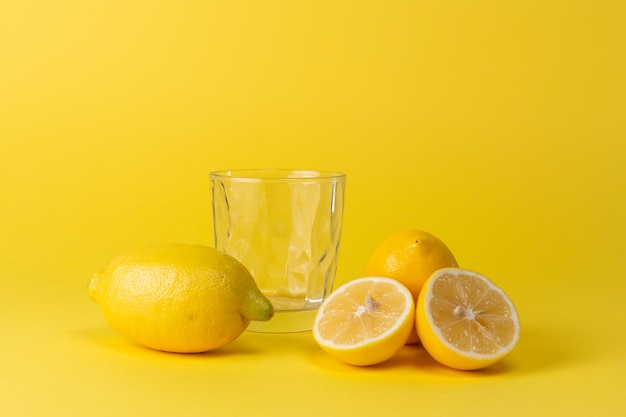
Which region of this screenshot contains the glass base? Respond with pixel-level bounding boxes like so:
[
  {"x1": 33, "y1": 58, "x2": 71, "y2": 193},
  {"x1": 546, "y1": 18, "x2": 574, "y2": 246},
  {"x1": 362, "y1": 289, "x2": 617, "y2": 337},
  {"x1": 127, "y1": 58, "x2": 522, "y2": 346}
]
[{"x1": 246, "y1": 308, "x2": 319, "y2": 333}]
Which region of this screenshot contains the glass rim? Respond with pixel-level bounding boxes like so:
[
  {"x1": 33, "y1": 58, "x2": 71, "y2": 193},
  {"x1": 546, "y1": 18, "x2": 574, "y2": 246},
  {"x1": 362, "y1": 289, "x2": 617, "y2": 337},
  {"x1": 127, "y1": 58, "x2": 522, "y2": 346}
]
[{"x1": 210, "y1": 168, "x2": 346, "y2": 181}]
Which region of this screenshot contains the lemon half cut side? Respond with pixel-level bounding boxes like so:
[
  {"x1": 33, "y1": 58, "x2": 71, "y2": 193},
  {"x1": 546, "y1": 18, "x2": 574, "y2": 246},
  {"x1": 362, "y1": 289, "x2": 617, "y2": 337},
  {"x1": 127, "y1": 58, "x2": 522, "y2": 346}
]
[
  {"x1": 313, "y1": 277, "x2": 414, "y2": 366},
  {"x1": 416, "y1": 267, "x2": 520, "y2": 370}
]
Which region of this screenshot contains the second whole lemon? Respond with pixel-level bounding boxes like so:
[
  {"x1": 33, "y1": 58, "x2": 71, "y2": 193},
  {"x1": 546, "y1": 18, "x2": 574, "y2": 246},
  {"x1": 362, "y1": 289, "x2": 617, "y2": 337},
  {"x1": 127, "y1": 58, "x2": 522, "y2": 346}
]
[
  {"x1": 365, "y1": 229, "x2": 458, "y2": 344},
  {"x1": 88, "y1": 244, "x2": 274, "y2": 353}
]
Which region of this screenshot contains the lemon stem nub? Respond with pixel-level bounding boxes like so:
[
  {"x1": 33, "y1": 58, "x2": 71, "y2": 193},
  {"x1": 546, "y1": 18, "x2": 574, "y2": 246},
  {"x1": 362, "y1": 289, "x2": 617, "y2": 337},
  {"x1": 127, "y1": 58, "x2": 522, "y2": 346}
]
[
  {"x1": 241, "y1": 291, "x2": 275, "y2": 322},
  {"x1": 365, "y1": 295, "x2": 379, "y2": 312}
]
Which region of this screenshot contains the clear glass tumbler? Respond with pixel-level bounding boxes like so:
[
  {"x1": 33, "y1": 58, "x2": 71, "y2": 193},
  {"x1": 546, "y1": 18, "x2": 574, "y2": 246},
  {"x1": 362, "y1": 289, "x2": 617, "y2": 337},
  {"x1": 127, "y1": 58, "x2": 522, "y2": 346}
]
[{"x1": 210, "y1": 169, "x2": 346, "y2": 332}]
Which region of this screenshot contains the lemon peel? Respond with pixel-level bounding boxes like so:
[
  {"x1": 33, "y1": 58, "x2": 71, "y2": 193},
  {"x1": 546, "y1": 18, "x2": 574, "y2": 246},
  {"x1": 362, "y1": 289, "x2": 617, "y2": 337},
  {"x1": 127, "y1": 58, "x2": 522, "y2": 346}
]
[{"x1": 88, "y1": 244, "x2": 273, "y2": 353}]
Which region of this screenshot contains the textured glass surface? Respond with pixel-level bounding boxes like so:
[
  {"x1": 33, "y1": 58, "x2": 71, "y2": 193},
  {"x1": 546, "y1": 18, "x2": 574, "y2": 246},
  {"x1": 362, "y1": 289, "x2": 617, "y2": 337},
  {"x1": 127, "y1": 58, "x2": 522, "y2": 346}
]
[{"x1": 211, "y1": 170, "x2": 345, "y2": 314}]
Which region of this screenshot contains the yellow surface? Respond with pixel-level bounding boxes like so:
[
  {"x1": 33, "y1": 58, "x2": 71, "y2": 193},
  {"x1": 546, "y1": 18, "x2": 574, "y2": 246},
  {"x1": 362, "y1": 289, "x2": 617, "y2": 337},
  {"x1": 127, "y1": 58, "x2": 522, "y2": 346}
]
[{"x1": 1, "y1": 1, "x2": 624, "y2": 416}]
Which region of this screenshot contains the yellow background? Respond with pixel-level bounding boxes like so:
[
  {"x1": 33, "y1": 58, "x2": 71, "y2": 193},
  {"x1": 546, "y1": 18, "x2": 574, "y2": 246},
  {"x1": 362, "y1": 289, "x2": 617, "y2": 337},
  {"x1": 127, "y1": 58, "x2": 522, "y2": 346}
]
[{"x1": 1, "y1": 1, "x2": 625, "y2": 416}]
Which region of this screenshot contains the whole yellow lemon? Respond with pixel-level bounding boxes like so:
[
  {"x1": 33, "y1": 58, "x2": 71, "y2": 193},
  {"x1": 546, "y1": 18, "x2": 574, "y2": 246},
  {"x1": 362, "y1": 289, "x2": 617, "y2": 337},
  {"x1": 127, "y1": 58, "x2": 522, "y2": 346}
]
[
  {"x1": 365, "y1": 230, "x2": 458, "y2": 344},
  {"x1": 88, "y1": 244, "x2": 274, "y2": 353}
]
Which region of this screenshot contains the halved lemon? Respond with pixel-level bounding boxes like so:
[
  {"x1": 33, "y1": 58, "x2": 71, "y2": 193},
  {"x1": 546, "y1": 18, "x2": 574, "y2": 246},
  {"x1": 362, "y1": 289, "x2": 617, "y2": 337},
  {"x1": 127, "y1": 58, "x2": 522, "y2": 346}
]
[
  {"x1": 313, "y1": 277, "x2": 415, "y2": 366},
  {"x1": 416, "y1": 268, "x2": 520, "y2": 370}
]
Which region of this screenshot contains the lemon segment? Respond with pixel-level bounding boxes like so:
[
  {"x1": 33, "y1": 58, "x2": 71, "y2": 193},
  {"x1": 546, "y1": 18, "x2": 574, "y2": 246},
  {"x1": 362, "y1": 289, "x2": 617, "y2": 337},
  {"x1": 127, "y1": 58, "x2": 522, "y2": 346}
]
[
  {"x1": 313, "y1": 277, "x2": 414, "y2": 366},
  {"x1": 416, "y1": 267, "x2": 520, "y2": 370},
  {"x1": 88, "y1": 244, "x2": 274, "y2": 353}
]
